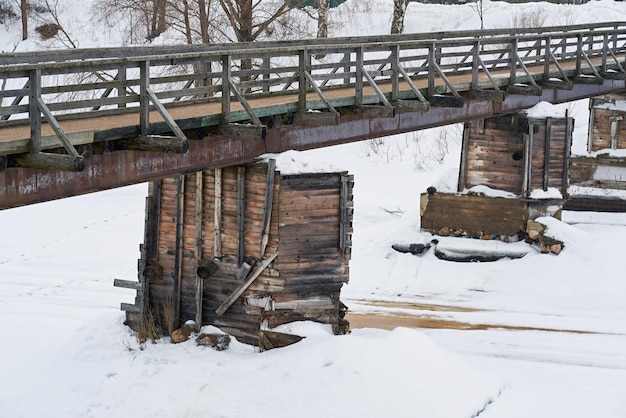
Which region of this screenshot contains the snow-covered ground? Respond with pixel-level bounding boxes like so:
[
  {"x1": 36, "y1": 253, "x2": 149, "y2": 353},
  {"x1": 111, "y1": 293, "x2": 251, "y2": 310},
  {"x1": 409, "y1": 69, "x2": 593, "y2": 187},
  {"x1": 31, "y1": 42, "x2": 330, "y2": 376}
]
[{"x1": 2, "y1": 0, "x2": 626, "y2": 417}]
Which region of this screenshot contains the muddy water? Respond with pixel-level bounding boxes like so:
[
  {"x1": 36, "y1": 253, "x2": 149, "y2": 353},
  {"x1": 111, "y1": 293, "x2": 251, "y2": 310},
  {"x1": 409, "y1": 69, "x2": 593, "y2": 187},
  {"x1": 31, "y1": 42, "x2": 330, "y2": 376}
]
[{"x1": 345, "y1": 300, "x2": 596, "y2": 334}]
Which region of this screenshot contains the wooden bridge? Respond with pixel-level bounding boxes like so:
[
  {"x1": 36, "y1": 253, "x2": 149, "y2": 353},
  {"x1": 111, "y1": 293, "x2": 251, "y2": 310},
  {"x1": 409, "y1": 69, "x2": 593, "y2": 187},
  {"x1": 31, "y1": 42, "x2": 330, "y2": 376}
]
[{"x1": 2, "y1": 22, "x2": 626, "y2": 209}]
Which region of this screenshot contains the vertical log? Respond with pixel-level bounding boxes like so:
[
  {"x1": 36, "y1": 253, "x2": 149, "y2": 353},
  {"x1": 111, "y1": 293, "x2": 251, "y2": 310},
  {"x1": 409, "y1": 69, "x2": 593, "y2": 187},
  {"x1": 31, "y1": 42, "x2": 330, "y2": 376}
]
[
  {"x1": 563, "y1": 112, "x2": 573, "y2": 198},
  {"x1": 260, "y1": 159, "x2": 276, "y2": 258},
  {"x1": 522, "y1": 125, "x2": 533, "y2": 198},
  {"x1": 458, "y1": 123, "x2": 471, "y2": 192},
  {"x1": 194, "y1": 171, "x2": 204, "y2": 330},
  {"x1": 139, "y1": 61, "x2": 150, "y2": 137},
  {"x1": 237, "y1": 166, "x2": 246, "y2": 266},
  {"x1": 340, "y1": 173, "x2": 348, "y2": 252},
  {"x1": 173, "y1": 175, "x2": 185, "y2": 328},
  {"x1": 544, "y1": 118, "x2": 552, "y2": 191},
  {"x1": 214, "y1": 168, "x2": 223, "y2": 259},
  {"x1": 117, "y1": 66, "x2": 127, "y2": 109},
  {"x1": 29, "y1": 69, "x2": 41, "y2": 153},
  {"x1": 586, "y1": 101, "x2": 594, "y2": 153}
]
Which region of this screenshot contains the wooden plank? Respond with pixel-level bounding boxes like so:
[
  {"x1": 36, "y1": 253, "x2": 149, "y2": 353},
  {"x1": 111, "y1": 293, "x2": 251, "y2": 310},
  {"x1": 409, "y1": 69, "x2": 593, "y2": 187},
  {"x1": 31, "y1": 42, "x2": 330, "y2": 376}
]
[
  {"x1": 564, "y1": 196, "x2": 626, "y2": 212},
  {"x1": 121, "y1": 302, "x2": 142, "y2": 313},
  {"x1": 114, "y1": 279, "x2": 142, "y2": 290},
  {"x1": 194, "y1": 171, "x2": 204, "y2": 329},
  {"x1": 237, "y1": 166, "x2": 245, "y2": 266},
  {"x1": 173, "y1": 175, "x2": 185, "y2": 328},
  {"x1": 260, "y1": 159, "x2": 276, "y2": 258},
  {"x1": 215, "y1": 252, "x2": 279, "y2": 316}
]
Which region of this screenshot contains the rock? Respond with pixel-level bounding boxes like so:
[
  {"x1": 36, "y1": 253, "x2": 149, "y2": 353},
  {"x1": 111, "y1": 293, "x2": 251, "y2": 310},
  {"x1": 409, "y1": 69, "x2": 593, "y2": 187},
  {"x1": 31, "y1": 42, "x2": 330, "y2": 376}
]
[
  {"x1": 171, "y1": 324, "x2": 194, "y2": 343},
  {"x1": 196, "y1": 333, "x2": 231, "y2": 351},
  {"x1": 391, "y1": 243, "x2": 431, "y2": 255},
  {"x1": 438, "y1": 226, "x2": 451, "y2": 236}
]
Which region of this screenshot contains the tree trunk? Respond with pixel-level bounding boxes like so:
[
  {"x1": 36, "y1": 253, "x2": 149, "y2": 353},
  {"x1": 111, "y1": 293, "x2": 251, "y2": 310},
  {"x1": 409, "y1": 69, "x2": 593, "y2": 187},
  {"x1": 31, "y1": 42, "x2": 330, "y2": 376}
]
[
  {"x1": 182, "y1": 0, "x2": 193, "y2": 44},
  {"x1": 198, "y1": 0, "x2": 210, "y2": 44},
  {"x1": 391, "y1": 0, "x2": 408, "y2": 35},
  {"x1": 317, "y1": 0, "x2": 329, "y2": 40},
  {"x1": 315, "y1": 0, "x2": 329, "y2": 59},
  {"x1": 21, "y1": 0, "x2": 28, "y2": 40}
]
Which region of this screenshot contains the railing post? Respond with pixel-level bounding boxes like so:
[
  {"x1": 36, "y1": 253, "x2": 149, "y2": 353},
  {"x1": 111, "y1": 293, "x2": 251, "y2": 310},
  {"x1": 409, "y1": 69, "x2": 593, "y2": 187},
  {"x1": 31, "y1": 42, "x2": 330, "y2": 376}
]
[
  {"x1": 509, "y1": 38, "x2": 517, "y2": 87},
  {"x1": 576, "y1": 34, "x2": 583, "y2": 77},
  {"x1": 391, "y1": 45, "x2": 399, "y2": 102},
  {"x1": 222, "y1": 54, "x2": 231, "y2": 124},
  {"x1": 601, "y1": 32, "x2": 608, "y2": 74},
  {"x1": 29, "y1": 68, "x2": 42, "y2": 153},
  {"x1": 544, "y1": 36, "x2": 551, "y2": 79},
  {"x1": 118, "y1": 65, "x2": 127, "y2": 109},
  {"x1": 298, "y1": 49, "x2": 309, "y2": 112},
  {"x1": 139, "y1": 61, "x2": 150, "y2": 136},
  {"x1": 355, "y1": 47, "x2": 363, "y2": 107},
  {"x1": 343, "y1": 52, "x2": 351, "y2": 86},
  {"x1": 428, "y1": 43, "x2": 435, "y2": 97},
  {"x1": 262, "y1": 57, "x2": 270, "y2": 93},
  {"x1": 472, "y1": 40, "x2": 480, "y2": 90}
]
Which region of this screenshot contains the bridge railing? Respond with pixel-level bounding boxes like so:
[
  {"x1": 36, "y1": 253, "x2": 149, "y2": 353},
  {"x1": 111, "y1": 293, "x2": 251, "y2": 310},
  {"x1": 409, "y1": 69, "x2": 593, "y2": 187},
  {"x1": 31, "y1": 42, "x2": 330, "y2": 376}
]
[{"x1": 0, "y1": 22, "x2": 626, "y2": 167}]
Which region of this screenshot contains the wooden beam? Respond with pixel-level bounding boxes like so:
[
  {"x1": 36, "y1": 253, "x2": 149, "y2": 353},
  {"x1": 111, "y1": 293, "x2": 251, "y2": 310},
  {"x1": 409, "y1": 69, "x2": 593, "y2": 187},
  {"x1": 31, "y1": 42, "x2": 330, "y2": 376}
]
[
  {"x1": 121, "y1": 302, "x2": 142, "y2": 313},
  {"x1": 215, "y1": 252, "x2": 278, "y2": 316},
  {"x1": 293, "y1": 111, "x2": 340, "y2": 126},
  {"x1": 237, "y1": 166, "x2": 246, "y2": 266},
  {"x1": 118, "y1": 135, "x2": 189, "y2": 153},
  {"x1": 260, "y1": 159, "x2": 276, "y2": 258},
  {"x1": 429, "y1": 95, "x2": 464, "y2": 108},
  {"x1": 462, "y1": 90, "x2": 505, "y2": 102},
  {"x1": 194, "y1": 171, "x2": 204, "y2": 329},
  {"x1": 214, "y1": 168, "x2": 223, "y2": 259},
  {"x1": 220, "y1": 123, "x2": 266, "y2": 140},
  {"x1": 544, "y1": 118, "x2": 552, "y2": 191},
  {"x1": 113, "y1": 279, "x2": 143, "y2": 290},
  {"x1": 14, "y1": 152, "x2": 85, "y2": 172},
  {"x1": 173, "y1": 175, "x2": 185, "y2": 328}
]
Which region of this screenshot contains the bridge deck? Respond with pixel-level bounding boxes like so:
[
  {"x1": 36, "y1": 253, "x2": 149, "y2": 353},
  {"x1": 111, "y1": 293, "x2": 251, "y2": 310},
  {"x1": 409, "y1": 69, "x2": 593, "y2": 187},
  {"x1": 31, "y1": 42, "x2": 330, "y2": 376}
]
[
  {"x1": 0, "y1": 58, "x2": 607, "y2": 155},
  {"x1": 1, "y1": 23, "x2": 626, "y2": 208}
]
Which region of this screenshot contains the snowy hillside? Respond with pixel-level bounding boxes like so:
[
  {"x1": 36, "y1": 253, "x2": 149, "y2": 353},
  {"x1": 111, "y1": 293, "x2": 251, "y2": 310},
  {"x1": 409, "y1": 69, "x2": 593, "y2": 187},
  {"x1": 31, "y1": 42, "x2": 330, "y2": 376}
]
[{"x1": 1, "y1": 0, "x2": 626, "y2": 417}]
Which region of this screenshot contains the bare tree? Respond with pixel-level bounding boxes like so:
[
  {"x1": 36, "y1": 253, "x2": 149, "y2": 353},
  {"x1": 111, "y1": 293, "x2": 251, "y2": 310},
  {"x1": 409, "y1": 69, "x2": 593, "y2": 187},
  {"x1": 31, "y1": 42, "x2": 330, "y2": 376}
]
[
  {"x1": 469, "y1": 0, "x2": 489, "y2": 32},
  {"x1": 391, "y1": 0, "x2": 408, "y2": 35}
]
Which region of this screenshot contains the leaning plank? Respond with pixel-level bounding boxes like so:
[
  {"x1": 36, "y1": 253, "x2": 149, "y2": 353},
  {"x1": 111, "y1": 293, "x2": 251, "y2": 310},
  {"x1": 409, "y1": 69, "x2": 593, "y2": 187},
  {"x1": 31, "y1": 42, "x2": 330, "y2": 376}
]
[
  {"x1": 215, "y1": 252, "x2": 278, "y2": 316},
  {"x1": 259, "y1": 330, "x2": 304, "y2": 351}
]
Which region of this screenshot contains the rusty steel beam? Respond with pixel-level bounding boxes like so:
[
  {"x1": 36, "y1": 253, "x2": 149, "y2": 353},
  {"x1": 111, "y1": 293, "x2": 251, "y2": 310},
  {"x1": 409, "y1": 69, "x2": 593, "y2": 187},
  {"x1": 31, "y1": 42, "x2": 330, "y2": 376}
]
[{"x1": 1, "y1": 79, "x2": 624, "y2": 210}]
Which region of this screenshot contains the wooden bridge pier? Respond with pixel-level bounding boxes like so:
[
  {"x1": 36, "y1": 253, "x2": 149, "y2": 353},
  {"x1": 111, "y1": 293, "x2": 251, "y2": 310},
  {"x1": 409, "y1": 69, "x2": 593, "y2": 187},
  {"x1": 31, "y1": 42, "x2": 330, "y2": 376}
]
[{"x1": 115, "y1": 161, "x2": 354, "y2": 347}]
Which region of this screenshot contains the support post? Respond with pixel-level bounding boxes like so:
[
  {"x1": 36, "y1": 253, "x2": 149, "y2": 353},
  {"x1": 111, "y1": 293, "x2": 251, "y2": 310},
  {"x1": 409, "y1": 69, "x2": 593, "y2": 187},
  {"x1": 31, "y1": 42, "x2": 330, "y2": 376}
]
[
  {"x1": 214, "y1": 168, "x2": 223, "y2": 259},
  {"x1": 173, "y1": 175, "x2": 186, "y2": 329},
  {"x1": 221, "y1": 55, "x2": 231, "y2": 124},
  {"x1": 544, "y1": 119, "x2": 552, "y2": 191},
  {"x1": 237, "y1": 166, "x2": 246, "y2": 266},
  {"x1": 194, "y1": 171, "x2": 204, "y2": 330},
  {"x1": 29, "y1": 69, "x2": 42, "y2": 153},
  {"x1": 140, "y1": 61, "x2": 150, "y2": 137}
]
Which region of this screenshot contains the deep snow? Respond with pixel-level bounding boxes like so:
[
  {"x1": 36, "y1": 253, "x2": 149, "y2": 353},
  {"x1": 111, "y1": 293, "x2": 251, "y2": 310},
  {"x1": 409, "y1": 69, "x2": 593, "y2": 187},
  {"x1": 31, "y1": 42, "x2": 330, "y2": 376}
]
[{"x1": 1, "y1": 0, "x2": 626, "y2": 417}]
